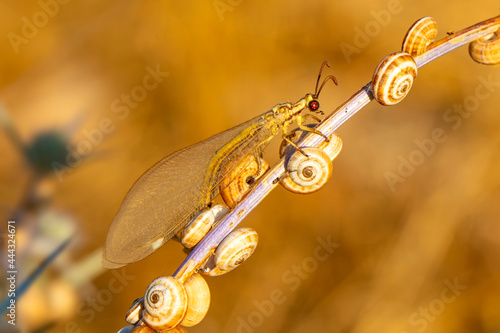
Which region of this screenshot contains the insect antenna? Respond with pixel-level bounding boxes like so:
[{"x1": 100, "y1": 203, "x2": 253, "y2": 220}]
[
  {"x1": 314, "y1": 61, "x2": 331, "y2": 95},
  {"x1": 315, "y1": 75, "x2": 338, "y2": 98},
  {"x1": 314, "y1": 61, "x2": 339, "y2": 98}
]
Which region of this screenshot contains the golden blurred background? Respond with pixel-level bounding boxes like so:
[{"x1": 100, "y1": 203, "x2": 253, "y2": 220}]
[{"x1": 0, "y1": 1, "x2": 499, "y2": 332}]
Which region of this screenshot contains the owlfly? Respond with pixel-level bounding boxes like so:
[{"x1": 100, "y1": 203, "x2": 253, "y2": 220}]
[{"x1": 103, "y1": 62, "x2": 337, "y2": 268}]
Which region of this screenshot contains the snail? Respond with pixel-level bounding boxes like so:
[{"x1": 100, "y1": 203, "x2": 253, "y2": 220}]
[
  {"x1": 402, "y1": 17, "x2": 438, "y2": 56},
  {"x1": 134, "y1": 274, "x2": 210, "y2": 331},
  {"x1": 179, "y1": 204, "x2": 229, "y2": 248},
  {"x1": 372, "y1": 51, "x2": 418, "y2": 106},
  {"x1": 180, "y1": 274, "x2": 211, "y2": 327},
  {"x1": 282, "y1": 148, "x2": 332, "y2": 194},
  {"x1": 280, "y1": 133, "x2": 342, "y2": 194},
  {"x1": 125, "y1": 297, "x2": 144, "y2": 325},
  {"x1": 469, "y1": 29, "x2": 500, "y2": 65},
  {"x1": 143, "y1": 276, "x2": 188, "y2": 331},
  {"x1": 202, "y1": 227, "x2": 259, "y2": 276},
  {"x1": 220, "y1": 154, "x2": 270, "y2": 208}
]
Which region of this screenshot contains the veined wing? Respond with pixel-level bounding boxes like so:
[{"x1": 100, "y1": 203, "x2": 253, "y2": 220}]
[{"x1": 103, "y1": 113, "x2": 276, "y2": 268}]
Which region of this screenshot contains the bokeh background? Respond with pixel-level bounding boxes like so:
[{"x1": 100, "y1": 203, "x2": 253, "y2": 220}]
[{"x1": 1, "y1": 1, "x2": 499, "y2": 332}]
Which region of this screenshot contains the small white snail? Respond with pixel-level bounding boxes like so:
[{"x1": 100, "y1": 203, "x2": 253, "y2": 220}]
[
  {"x1": 125, "y1": 297, "x2": 144, "y2": 325},
  {"x1": 179, "y1": 204, "x2": 229, "y2": 248},
  {"x1": 279, "y1": 131, "x2": 342, "y2": 194},
  {"x1": 202, "y1": 227, "x2": 259, "y2": 276},
  {"x1": 372, "y1": 51, "x2": 418, "y2": 106},
  {"x1": 469, "y1": 29, "x2": 500, "y2": 65},
  {"x1": 220, "y1": 154, "x2": 269, "y2": 208},
  {"x1": 402, "y1": 17, "x2": 438, "y2": 56},
  {"x1": 143, "y1": 276, "x2": 187, "y2": 331},
  {"x1": 180, "y1": 274, "x2": 211, "y2": 327},
  {"x1": 281, "y1": 147, "x2": 332, "y2": 194}
]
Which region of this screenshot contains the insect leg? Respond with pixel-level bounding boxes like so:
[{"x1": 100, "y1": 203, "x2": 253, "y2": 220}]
[
  {"x1": 296, "y1": 114, "x2": 330, "y2": 143},
  {"x1": 281, "y1": 135, "x2": 309, "y2": 157},
  {"x1": 302, "y1": 113, "x2": 323, "y2": 124}
]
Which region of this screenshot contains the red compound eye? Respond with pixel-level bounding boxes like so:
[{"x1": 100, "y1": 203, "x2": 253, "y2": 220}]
[{"x1": 308, "y1": 100, "x2": 320, "y2": 111}]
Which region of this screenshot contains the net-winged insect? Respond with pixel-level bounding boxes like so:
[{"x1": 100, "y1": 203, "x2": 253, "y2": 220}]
[{"x1": 103, "y1": 61, "x2": 337, "y2": 268}]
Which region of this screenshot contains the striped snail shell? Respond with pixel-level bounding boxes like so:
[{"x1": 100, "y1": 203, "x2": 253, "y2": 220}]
[
  {"x1": 220, "y1": 154, "x2": 269, "y2": 208},
  {"x1": 469, "y1": 29, "x2": 500, "y2": 65},
  {"x1": 280, "y1": 128, "x2": 342, "y2": 194},
  {"x1": 320, "y1": 134, "x2": 343, "y2": 161},
  {"x1": 180, "y1": 274, "x2": 211, "y2": 327},
  {"x1": 402, "y1": 17, "x2": 438, "y2": 56},
  {"x1": 202, "y1": 227, "x2": 259, "y2": 277},
  {"x1": 279, "y1": 131, "x2": 342, "y2": 194},
  {"x1": 125, "y1": 297, "x2": 144, "y2": 324},
  {"x1": 180, "y1": 204, "x2": 229, "y2": 248},
  {"x1": 372, "y1": 51, "x2": 418, "y2": 106},
  {"x1": 143, "y1": 276, "x2": 187, "y2": 331},
  {"x1": 282, "y1": 147, "x2": 332, "y2": 194}
]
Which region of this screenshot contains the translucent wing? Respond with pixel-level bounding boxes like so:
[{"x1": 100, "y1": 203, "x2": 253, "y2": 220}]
[{"x1": 103, "y1": 114, "x2": 275, "y2": 268}]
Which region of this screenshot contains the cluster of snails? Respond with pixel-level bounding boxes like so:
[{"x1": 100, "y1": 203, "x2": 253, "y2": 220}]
[
  {"x1": 124, "y1": 227, "x2": 260, "y2": 331},
  {"x1": 371, "y1": 17, "x2": 435, "y2": 106},
  {"x1": 124, "y1": 225, "x2": 260, "y2": 331},
  {"x1": 122, "y1": 129, "x2": 341, "y2": 332},
  {"x1": 120, "y1": 17, "x2": 500, "y2": 332},
  {"x1": 372, "y1": 16, "x2": 499, "y2": 106},
  {"x1": 125, "y1": 273, "x2": 211, "y2": 331},
  {"x1": 122, "y1": 155, "x2": 269, "y2": 332}
]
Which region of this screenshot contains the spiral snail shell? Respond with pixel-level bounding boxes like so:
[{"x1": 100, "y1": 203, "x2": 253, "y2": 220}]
[
  {"x1": 282, "y1": 148, "x2": 333, "y2": 194},
  {"x1": 180, "y1": 204, "x2": 229, "y2": 249},
  {"x1": 202, "y1": 227, "x2": 259, "y2": 277},
  {"x1": 143, "y1": 276, "x2": 187, "y2": 331},
  {"x1": 180, "y1": 273, "x2": 211, "y2": 327},
  {"x1": 402, "y1": 17, "x2": 438, "y2": 56},
  {"x1": 220, "y1": 154, "x2": 269, "y2": 208},
  {"x1": 469, "y1": 29, "x2": 500, "y2": 65},
  {"x1": 372, "y1": 51, "x2": 417, "y2": 106},
  {"x1": 279, "y1": 131, "x2": 342, "y2": 194}
]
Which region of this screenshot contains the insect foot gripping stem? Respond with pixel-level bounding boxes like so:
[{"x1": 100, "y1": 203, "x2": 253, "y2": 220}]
[
  {"x1": 280, "y1": 132, "x2": 342, "y2": 194},
  {"x1": 202, "y1": 227, "x2": 259, "y2": 277}
]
